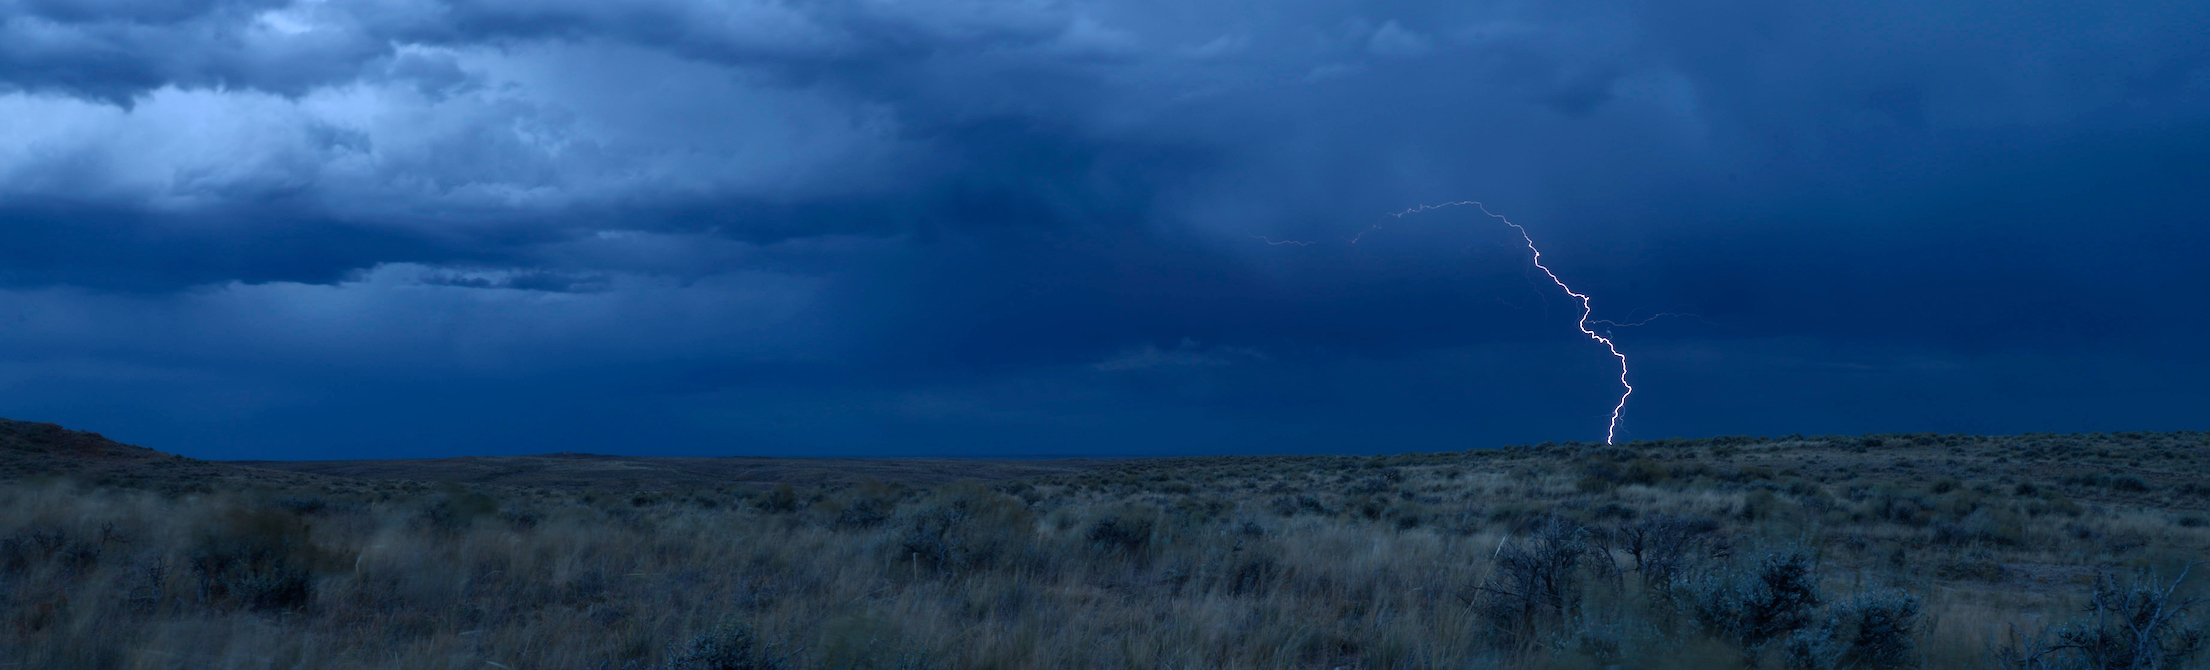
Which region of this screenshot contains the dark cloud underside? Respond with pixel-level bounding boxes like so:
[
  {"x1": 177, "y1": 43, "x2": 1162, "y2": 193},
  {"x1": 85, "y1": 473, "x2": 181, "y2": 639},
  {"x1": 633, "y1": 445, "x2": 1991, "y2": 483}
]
[{"x1": 1, "y1": 0, "x2": 2205, "y2": 457}]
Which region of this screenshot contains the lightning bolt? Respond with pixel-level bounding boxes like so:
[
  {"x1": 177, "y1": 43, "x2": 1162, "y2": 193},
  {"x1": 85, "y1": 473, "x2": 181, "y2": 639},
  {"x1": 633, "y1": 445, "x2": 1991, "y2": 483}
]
[
  {"x1": 1249, "y1": 234, "x2": 1315, "y2": 246},
  {"x1": 1264, "y1": 201, "x2": 1638, "y2": 444},
  {"x1": 1589, "y1": 312, "x2": 1696, "y2": 329}
]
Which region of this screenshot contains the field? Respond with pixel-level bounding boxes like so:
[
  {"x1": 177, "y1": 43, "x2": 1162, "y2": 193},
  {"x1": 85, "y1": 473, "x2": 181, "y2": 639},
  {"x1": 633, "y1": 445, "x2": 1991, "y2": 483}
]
[{"x1": 3, "y1": 418, "x2": 2206, "y2": 669}]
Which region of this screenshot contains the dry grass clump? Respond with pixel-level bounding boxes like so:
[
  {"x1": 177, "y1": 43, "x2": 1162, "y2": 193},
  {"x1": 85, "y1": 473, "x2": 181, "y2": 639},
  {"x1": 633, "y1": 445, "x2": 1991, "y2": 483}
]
[{"x1": 2, "y1": 430, "x2": 2208, "y2": 668}]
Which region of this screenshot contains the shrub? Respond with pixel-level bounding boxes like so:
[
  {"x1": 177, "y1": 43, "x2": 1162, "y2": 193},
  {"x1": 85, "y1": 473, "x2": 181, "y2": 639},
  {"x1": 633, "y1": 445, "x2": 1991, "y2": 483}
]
[
  {"x1": 188, "y1": 508, "x2": 320, "y2": 612},
  {"x1": 1937, "y1": 507, "x2": 2026, "y2": 546},
  {"x1": 1741, "y1": 489, "x2": 1783, "y2": 521},
  {"x1": 757, "y1": 484, "x2": 801, "y2": 514},
  {"x1": 666, "y1": 621, "x2": 787, "y2": 670},
  {"x1": 1621, "y1": 458, "x2": 1671, "y2": 486},
  {"x1": 1784, "y1": 590, "x2": 1921, "y2": 670},
  {"x1": 2028, "y1": 492, "x2": 2085, "y2": 518},
  {"x1": 1221, "y1": 552, "x2": 1281, "y2": 597},
  {"x1": 896, "y1": 484, "x2": 1033, "y2": 574},
  {"x1": 1474, "y1": 518, "x2": 1607, "y2": 650},
  {"x1": 0, "y1": 526, "x2": 68, "y2": 576},
  {"x1": 1995, "y1": 566, "x2": 2205, "y2": 670},
  {"x1": 1591, "y1": 502, "x2": 1638, "y2": 522},
  {"x1": 1610, "y1": 515, "x2": 1719, "y2": 592},
  {"x1": 1296, "y1": 495, "x2": 1337, "y2": 516},
  {"x1": 1872, "y1": 493, "x2": 1931, "y2": 526},
  {"x1": 268, "y1": 496, "x2": 330, "y2": 515},
  {"x1": 499, "y1": 508, "x2": 543, "y2": 530},
  {"x1": 1084, "y1": 505, "x2": 1157, "y2": 556},
  {"x1": 1348, "y1": 476, "x2": 1394, "y2": 495},
  {"x1": 834, "y1": 497, "x2": 894, "y2": 529},
  {"x1": 1389, "y1": 502, "x2": 1428, "y2": 530},
  {"x1": 1576, "y1": 476, "x2": 1616, "y2": 494},
  {"x1": 818, "y1": 615, "x2": 934, "y2": 670},
  {"x1": 419, "y1": 488, "x2": 499, "y2": 532},
  {"x1": 1691, "y1": 550, "x2": 1824, "y2": 654},
  {"x1": 2062, "y1": 473, "x2": 2117, "y2": 489}
]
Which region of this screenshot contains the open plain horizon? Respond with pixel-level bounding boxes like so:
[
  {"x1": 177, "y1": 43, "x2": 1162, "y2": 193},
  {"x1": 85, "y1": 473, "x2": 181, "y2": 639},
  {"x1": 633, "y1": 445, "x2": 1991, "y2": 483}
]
[{"x1": 5, "y1": 416, "x2": 2205, "y2": 668}]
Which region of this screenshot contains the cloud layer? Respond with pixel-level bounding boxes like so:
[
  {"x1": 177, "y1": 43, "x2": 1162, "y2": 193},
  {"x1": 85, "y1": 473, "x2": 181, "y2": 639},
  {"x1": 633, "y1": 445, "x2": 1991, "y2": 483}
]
[{"x1": 2, "y1": 0, "x2": 2206, "y2": 457}]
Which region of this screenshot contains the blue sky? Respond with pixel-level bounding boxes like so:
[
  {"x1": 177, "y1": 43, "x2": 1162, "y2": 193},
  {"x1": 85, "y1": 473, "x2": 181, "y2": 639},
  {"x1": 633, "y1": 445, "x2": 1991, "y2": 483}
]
[{"x1": 1, "y1": 0, "x2": 2205, "y2": 458}]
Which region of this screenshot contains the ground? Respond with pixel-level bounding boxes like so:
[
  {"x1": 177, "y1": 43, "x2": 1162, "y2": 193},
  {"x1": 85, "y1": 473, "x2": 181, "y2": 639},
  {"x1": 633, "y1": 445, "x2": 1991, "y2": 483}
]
[{"x1": 2, "y1": 418, "x2": 2205, "y2": 669}]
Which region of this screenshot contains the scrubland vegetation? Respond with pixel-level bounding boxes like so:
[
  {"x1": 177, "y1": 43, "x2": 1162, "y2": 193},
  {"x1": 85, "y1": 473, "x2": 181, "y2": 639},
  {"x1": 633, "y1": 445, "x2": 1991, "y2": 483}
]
[{"x1": 4, "y1": 429, "x2": 2208, "y2": 669}]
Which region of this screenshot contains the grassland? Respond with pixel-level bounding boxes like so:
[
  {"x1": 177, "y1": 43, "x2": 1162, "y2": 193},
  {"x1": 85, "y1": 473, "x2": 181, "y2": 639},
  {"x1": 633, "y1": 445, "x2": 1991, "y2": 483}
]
[{"x1": 2, "y1": 418, "x2": 2206, "y2": 669}]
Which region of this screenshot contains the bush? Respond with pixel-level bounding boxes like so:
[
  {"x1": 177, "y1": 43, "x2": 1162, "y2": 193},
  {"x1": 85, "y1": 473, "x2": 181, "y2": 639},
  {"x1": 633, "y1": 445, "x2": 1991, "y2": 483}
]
[
  {"x1": 419, "y1": 487, "x2": 499, "y2": 532},
  {"x1": 1995, "y1": 566, "x2": 2206, "y2": 670},
  {"x1": 0, "y1": 526, "x2": 68, "y2": 576},
  {"x1": 1475, "y1": 518, "x2": 1607, "y2": 650},
  {"x1": 756, "y1": 484, "x2": 801, "y2": 514},
  {"x1": 499, "y1": 508, "x2": 544, "y2": 530},
  {"x1": 1576, "y1": 476, "x2": 1615, "y2": 494},
  {"x1": 1085, "y1": 506, "x2": 1157, "y2": 556},
  {"x1": 1610, "y1": 515, "x2": 1719, "y2": 592},
  {"x1": 268, "y1": 496, "x2": 330, "y2": 515},
  {"x1": 666, "y1": 621, "x2": 787, "y2": 670},
  {"x1": 188, "y1": 509, "x2": 320, "y2": 612},
  {"x1": 1348, "y1": 476, "x2": 1395, "y2": 495},
  {"x1": 1621, "y1": 458, "x2": 1671, "y2": 486},
  {"x1": 895, "y1": 484, "x2": 1032, "y2": 574},
  {"x1": 834, "y1": 497, "x2": 893, "y2": 529},
  {"x1": 1784, "y1": 590, "x2": 1921, "y2": 670},
  {"x1": 1221, "y1": 552, "x2": 1281, "y2": 597},
  {"x1": 1691, "y1": 550, "x2": 1824, "y2": 654}
]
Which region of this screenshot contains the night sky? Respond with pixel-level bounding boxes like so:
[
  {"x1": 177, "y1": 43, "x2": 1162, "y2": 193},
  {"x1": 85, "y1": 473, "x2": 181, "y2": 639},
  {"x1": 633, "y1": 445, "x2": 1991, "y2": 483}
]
[{"x1": 2, "y1": 0, "x2": 2206, "y2": 459}]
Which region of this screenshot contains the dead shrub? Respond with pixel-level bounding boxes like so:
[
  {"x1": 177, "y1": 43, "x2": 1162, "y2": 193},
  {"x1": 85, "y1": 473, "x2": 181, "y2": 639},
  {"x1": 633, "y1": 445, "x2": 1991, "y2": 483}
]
[
  {"x1": 1996, "y1": 565, "x2": 2205, "y2": 670},
  {"x1": 1475, "y1": 517, "x2": 1611, "y2": 651},
  {"x1": 1610, "y1": 515, "x2": 1720, "y2": 593}
]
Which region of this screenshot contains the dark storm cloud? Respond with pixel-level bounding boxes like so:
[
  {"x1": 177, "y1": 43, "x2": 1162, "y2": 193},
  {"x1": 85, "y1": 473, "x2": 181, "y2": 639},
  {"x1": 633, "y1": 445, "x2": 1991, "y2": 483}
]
[{"x1": 1, "y1": 0, "x2": 2205, "y2": 457}]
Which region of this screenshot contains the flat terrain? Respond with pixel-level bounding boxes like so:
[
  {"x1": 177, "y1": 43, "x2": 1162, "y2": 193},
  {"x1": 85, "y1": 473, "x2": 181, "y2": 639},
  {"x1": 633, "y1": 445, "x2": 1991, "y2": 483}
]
[
  {"x1": 3, "y1": 417, "x2": 2207, "y2": 669},
  {"x1": 231, "y1": 453, "x2": 1106, "y2": 489}
]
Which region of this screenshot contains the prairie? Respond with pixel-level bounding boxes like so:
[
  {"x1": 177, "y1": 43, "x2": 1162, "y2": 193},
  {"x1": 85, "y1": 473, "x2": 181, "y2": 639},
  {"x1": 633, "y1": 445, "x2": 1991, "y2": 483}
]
[{"x1": 2, "y1": 419, "x2": 2205, "y2": 669}]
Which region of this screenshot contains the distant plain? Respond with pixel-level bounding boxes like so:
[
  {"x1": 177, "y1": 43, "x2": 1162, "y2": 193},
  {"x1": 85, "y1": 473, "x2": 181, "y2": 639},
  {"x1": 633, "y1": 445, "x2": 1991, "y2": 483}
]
[{"x1": 3, "y1": 417, "x2": 2205, "y2": 669}]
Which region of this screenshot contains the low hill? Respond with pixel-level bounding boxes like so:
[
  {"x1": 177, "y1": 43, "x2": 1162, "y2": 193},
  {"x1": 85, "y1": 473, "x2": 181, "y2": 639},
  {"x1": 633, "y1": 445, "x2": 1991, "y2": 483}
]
[
  {"x1": 1, "y1": 418, "x2": 167, "y2": 462},
  {"x1": 0, "y1": 417, "x2": 334, "y2": 492},
  {"x1": 0, "y1": 416, "x2": 1104, "y2": 491}
]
